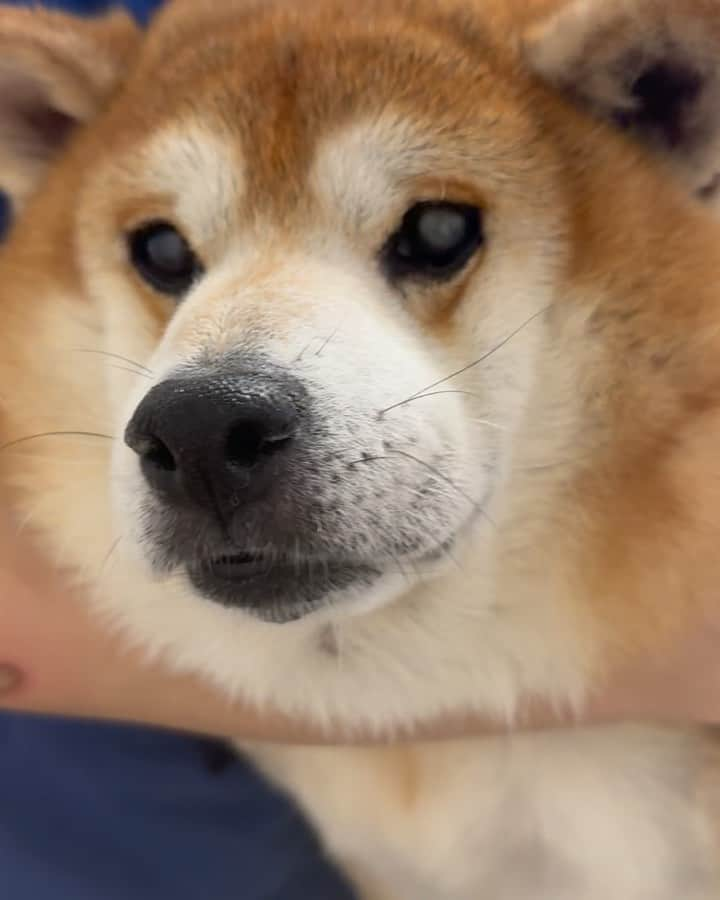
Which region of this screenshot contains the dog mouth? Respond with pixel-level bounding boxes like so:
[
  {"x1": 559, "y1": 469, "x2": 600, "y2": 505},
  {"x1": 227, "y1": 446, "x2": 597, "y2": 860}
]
[
  {"x1": 178, "y1": 500, "x2": 487, "y2": 623},
  {"x1": 185, "y1": 551, "x2": 383, "y2": 623},
  {"x1": 203, "y1": 551, "x2": 279, "y2": 581}
]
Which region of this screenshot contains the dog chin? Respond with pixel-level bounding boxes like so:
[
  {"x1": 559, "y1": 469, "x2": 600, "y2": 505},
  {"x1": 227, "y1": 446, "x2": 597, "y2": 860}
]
[
  {"x1": 185, "y1": 556, "x2": 382, "y2": 624},
  {"x1": 180, "y1": 511, "x2": 483, "y2": 626},
  {"x1": 181, "y1": 550, "x2": 440, "y2": 624}
]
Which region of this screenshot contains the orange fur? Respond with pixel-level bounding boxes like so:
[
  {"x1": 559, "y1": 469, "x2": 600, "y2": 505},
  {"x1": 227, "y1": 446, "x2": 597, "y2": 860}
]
[{"x1": 2, "y1": 1, "x2": 720, "y2": 897}]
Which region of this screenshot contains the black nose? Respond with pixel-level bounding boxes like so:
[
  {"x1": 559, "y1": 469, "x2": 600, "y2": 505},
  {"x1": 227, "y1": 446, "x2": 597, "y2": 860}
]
[{"x1": 124, "y1": 374, "x2": 300, "y2": 515}]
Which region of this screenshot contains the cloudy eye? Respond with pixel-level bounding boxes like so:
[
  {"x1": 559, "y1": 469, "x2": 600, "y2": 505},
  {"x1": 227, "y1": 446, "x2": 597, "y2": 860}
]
[
  {"x1": 128, "y1": 221, "x2": 203, "y2": 297},
  {"x1": 383, "y1": 201, "x2": 483, "y2": 281}
]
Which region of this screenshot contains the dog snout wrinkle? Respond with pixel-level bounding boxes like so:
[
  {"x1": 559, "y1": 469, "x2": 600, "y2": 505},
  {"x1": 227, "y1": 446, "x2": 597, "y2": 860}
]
[{"x1": 124, "y1": 373, "x2": 300, "y2": 518}]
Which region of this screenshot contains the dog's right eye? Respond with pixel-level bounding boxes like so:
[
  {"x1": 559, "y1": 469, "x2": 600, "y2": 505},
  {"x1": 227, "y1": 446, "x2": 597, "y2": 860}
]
[
  {"x1": 128, "y1": 222, "x2": 202, "y2": 297},
  {"x1": 382, "y1": 201, "x2": 483, "y2": 283}
]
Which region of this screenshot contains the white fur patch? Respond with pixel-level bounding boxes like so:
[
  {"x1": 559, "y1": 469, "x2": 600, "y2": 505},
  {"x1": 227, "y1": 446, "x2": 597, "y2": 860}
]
[
  {"x1": 135, "y1": 123, "x2": 243, "y2": 249},
  {"x1": 310, "y1": 114, "x2": 426, "y2": 234}
]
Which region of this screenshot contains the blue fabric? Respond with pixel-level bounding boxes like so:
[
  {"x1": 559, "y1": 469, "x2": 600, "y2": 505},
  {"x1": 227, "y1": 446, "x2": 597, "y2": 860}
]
[
  {"x1": 0, "y1": 715, "x2": 353, "y2": 899},
  {"x1": 1, "y1": 0, "x2": 162, "y2": 24},
  {"x1": 0, "y1": 1, "x2": 354, "y2": 898},
  {"x1": 0, "y1": 291, "x2": 352, "y2": 875}
]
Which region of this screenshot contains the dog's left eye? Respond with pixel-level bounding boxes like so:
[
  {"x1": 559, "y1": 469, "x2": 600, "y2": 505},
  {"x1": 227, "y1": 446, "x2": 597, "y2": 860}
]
[
  {"x1": 382, "y1": 201, "x2": 483, "y2": 282},
  {"x1": 128, "y1": 222, "x2": 202, "y2": 297}
]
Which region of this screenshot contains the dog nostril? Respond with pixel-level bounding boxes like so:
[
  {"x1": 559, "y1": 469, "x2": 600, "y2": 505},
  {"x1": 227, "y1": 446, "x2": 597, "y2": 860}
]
[
  {"x1": 225, "y1": 419, "x2": 295, "y2": 468},
  {"x1": 140, "y1": 436, "x2": 176, "y2": 472},
  {"x1": 226, "y1": 422, "x2": 265, "y2": 467}
]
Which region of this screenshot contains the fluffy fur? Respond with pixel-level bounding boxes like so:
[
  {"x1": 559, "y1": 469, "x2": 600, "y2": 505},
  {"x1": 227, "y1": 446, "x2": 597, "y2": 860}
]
[{"x1": 1, "y1": 0, "x2": 720, "y2": 896}]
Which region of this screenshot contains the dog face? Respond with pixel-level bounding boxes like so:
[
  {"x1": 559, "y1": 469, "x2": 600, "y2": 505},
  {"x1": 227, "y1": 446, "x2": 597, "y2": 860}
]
[
  {"x1": 3, "y1": 0, "x2": 720, "y2": 720},
  {"x1": 78, "y1": 17, "x2": 565, "y2": 625}
]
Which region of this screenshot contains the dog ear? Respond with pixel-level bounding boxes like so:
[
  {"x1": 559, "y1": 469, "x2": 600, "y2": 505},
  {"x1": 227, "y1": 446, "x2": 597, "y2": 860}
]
[
  {"x1": 0, "y1": 7, "x2": 140, "y2": 211},
  {"x1": 523, "y1": 0, "x2": 720, "y2": 201}
]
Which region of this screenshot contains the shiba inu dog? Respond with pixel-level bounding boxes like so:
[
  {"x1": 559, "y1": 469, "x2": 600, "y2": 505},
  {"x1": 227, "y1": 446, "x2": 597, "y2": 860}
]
[{"x1": 2, "y1": 0, "x2": 720, "y2": 896}]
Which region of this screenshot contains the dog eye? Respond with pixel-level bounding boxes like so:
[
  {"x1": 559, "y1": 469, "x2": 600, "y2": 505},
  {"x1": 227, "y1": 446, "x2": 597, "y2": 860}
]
[
  {"x1": 128, "y1": 222, "x2": 202, "y2": 297},
  {"x1": 382, "y1": 201, "x2": 483, "y2": 281}
]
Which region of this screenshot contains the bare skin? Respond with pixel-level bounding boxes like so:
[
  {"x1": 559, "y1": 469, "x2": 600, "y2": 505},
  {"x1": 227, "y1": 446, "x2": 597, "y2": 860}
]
[{"x1": 1, "y1": 516, "x2": 718, "y2": 743}]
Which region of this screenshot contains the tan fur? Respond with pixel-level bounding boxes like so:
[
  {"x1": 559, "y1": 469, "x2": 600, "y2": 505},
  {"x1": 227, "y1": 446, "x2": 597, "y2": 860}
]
[{"x1": 2, "y1": 1, "x2": 720, "y2": 897}]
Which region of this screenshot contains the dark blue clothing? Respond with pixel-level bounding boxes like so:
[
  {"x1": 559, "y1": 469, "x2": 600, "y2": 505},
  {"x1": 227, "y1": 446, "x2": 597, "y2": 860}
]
[
  {"x1": 1, "y1": 0, "x2": 160, "y2": 23},
  {"x1": 0, "y1": 715, "x2": 352, "y2": 899},
  {"x1": 0, "y1": 1, "x2": 353, "y2": 897}
]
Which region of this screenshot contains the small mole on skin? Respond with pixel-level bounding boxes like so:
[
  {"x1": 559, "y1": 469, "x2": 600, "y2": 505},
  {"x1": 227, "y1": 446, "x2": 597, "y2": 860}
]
[{"x1": 0, "y1": 664, "x2": 23, "y2": 694}]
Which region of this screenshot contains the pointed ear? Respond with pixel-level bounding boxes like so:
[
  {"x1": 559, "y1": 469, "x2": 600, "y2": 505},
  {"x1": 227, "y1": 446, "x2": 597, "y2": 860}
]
[
  {"x1": 0, "y1": 7, "x2": 140, "y2": 211},
  {"x1": 523, "y1": 0, "x2": 720, "y2": 201}
]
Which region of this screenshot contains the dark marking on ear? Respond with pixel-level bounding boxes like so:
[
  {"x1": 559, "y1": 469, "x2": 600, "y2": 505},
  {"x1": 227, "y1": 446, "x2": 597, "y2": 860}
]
[
  {"x1": 20, "y1": 103, "x2": 76, "y2": 156},
  {"x1": 525, "y1": 1, "x2": 720, "y2": 200},
  {"x1": 631, "y1": 60, "x2": 702, "y2": 146},
  {"x1": 614, "y1": 57, "x2": 704, "y2": 149},
  {"x1": 1, "y1": 72, "x2": 77, "y2": 162}
]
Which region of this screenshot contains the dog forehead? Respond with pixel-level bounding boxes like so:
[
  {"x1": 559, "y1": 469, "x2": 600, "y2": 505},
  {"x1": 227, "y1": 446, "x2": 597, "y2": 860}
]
[{"x1": 110, "y1": 3, "x2": 534, "y2": 228}]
